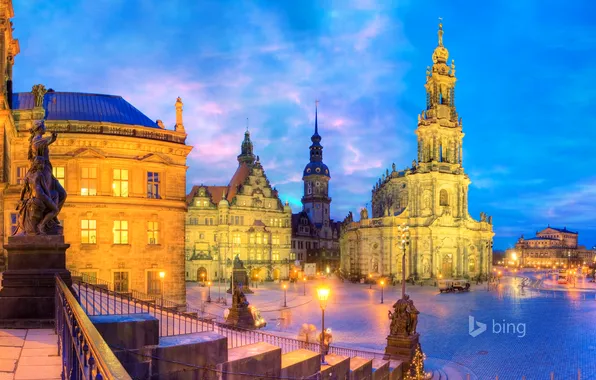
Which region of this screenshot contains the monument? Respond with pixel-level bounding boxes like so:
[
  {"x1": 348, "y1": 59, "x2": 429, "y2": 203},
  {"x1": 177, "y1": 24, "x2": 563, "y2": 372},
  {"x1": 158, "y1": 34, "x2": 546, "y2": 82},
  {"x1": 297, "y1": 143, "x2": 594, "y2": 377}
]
[
  {"x1": 226, "y1": 255, "x2": 253, "y2": 294},
  {"x1": 0, "y1": 120, "x2": 71, "y2": 327},
  {"x1": 384, "y1": 294, "x2": 425, "y2": 376},
  {"x1": 224, "y1": 285, "x2": 266, "y2": 329}
]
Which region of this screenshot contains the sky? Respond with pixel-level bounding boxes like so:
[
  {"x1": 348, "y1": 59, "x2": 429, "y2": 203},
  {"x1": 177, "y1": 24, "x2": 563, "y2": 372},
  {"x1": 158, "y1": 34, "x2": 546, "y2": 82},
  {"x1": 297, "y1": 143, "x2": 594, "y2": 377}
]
[{"x1": 11, "y1": 0, "x2": 596, "y2": 250}]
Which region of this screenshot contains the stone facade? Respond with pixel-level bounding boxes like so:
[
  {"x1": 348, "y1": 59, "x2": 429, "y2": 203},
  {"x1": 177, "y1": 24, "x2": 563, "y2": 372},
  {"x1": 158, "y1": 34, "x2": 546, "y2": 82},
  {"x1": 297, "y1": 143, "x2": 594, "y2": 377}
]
[
  {"x1": 291, "y1": 103, "x2": 341, "y2": 273},
  {"x1": 340, "y1": 23, "x2": 494, "y2": 281},
  {"x1": 186, "y1": 130, "x2": 293, "y2": 283},
  {"x1": 0, "y1": 3, "x2": 191, "y2": 303},
  {"x1": 508, "y1": 226, "x2": 596, "y2": 267}
]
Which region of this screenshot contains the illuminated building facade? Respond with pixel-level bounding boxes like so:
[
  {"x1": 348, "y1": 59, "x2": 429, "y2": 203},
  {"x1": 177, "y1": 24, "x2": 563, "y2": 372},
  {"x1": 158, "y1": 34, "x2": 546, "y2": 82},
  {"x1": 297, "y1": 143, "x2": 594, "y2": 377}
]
[
  {"x1": 185, "y1": 130, "x2": 293, "y2": 283},
  {"x1": 340, "y1": 23, "x2": 494, "y2": 281},
  {"x1": 507, "y1": 226, "x2": 596, "y2": 267},
  {"x1": 0, "y1": 2, "x2": 191, "y2": 303}
]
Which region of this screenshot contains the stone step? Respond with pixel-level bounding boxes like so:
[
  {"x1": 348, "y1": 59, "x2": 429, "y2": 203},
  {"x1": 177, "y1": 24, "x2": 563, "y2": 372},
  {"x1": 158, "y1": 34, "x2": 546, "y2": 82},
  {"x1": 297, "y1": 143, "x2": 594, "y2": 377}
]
[
  {"x1": 219, "y1": 342, "x2": 282, "y2": 380},
  {"x1": 281, "y1": 349, "x2": 320, "y2": 379},
  {"x1": 349, "y1": 356, "x2": 373, "y2": 380},
  {"x1": 320, "y1": 353, "x2": 350, "y2": 380},
  {"x1": 371, "y1": 358, "x2": 390, "y2": 380}
]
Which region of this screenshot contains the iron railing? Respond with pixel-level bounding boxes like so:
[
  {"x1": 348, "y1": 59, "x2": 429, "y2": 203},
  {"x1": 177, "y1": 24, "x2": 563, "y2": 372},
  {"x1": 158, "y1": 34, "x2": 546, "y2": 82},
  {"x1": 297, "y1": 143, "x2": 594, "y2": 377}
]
[{"x1": 55, "y1": 275, "x2": 132, "y2": 380}]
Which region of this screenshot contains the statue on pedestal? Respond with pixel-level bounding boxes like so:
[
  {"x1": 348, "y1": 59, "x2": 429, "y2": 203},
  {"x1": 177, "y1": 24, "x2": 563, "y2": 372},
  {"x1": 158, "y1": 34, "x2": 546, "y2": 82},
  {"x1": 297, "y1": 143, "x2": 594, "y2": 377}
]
[
  {"x1": 14, "y1": 120, "x2": 66, "y2": 236},
  {"x1": 388, "y1": 295, "x2": 419, "y2": 336}
]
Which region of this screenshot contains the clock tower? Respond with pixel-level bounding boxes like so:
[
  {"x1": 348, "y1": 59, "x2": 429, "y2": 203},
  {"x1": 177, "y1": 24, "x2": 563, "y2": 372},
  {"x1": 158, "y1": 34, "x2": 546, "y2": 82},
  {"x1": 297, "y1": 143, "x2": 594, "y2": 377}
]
[{"x1": 302, "y1": 101, "x2": 331, "y2": 228}]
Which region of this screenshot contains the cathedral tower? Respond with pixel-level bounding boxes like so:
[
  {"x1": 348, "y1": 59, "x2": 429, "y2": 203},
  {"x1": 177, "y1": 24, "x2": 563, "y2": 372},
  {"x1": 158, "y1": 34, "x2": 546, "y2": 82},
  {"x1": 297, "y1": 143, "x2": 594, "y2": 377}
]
[
  {"x1": 237, "y1": 128, "x2": 256, "y2": 165},
  {"x1": 302, "y1": 101, "x2": 331, "y2": 227},
  {"x1": 415, "y1": 20, "x2": 463, "y2": 169}
]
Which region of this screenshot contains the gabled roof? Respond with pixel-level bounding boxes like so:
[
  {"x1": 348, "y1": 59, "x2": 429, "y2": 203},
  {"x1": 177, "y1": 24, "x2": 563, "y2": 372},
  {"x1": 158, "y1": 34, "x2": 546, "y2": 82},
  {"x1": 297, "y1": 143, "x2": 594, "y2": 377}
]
[
  {"x1": 186, "y1": 163, "x2": 253, "y2": 206},
  {"x1": 540, "y1": 226, "x2": 578, "y2": 234},
  {"x1": 12, "y1": 92, "x2": 159, "y2": 128}
]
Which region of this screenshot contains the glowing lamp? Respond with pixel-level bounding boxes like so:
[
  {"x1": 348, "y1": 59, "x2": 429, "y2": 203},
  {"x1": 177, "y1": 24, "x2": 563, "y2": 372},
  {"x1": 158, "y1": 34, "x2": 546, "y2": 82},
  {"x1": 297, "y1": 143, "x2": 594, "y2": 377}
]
[
  {"x1": 159, "y1": 271, "x2": 165, "y2": 279},
  {"x1": 316, "y1": 287, "x2": 330, "y2": 310}
]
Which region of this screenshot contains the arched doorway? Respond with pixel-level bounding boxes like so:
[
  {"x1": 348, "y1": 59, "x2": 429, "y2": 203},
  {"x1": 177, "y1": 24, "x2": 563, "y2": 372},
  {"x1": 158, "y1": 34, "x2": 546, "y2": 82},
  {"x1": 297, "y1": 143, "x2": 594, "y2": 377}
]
[
  {"x1": 441, "y1": 254, "x2": 453, "y2": 278},
  {"x1": 468, "y1": 259, "x2": 476, "y2": 274},
  {"x1": 272, "y1": 268, "x2": 281, "y2": 280},
  {"x1": 197, "y1": 267, "x2": 207, "y2": 282}
]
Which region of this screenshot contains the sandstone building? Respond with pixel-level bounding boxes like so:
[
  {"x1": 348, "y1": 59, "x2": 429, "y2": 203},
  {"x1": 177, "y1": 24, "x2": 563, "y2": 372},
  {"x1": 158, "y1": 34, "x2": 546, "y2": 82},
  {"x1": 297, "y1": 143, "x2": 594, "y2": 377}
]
[
  {"x1": 340, "y1": 23, "x2": 494, "y2": 281},
  {"x1": 508, "y1": 226, "x2": 595, "y2": 267},
  {"x1": 0, "y1": 4, "x2": 191, "y2": 303},
  {"x1": 291, "y1": 103, "x2": 341, "y2": 273},
  {"x1": 185, "y1": 130, "x2": 293, "y2": 283}
]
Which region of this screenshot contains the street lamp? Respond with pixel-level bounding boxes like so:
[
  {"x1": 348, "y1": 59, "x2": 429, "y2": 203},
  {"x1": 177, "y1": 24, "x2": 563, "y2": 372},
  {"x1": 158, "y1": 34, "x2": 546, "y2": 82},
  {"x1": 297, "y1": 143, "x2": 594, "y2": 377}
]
[
  {"x1": 380, "y1": 279, "x2": 385, "y2": 304},
  {"x1": 207, "y1": 281, "x2": 212, "y2": 303},
  {"x1": 159, "y1": 271, "x2": 165, "y2": 306},
  {"x1": 397, "y1": 223, "x2": 410, "y2": 299},
  {"x1": 326, "y1": 266, "x2": 330, "y2": 276},
  {"x1": 283, "y1": 283, "x2": 287, "y2": 307},
  {"x1": 200, "y1": 272, "x2": 205, "y2": 284},
  {"x1": 486, "y1": 240, "x2": 493, "y2": 291},
  {"x1": 368, "y1": 274, "x2": 372, "y2": 289},
  {"x1": 303, "y1": 276, "x2": 307, "y2": 296},
  {"x1": 255, "y1": 274, "x2": 259, "y2": 289},
  {"x1": 316, "y1": 286, "x2": 330, "y2": 365}
]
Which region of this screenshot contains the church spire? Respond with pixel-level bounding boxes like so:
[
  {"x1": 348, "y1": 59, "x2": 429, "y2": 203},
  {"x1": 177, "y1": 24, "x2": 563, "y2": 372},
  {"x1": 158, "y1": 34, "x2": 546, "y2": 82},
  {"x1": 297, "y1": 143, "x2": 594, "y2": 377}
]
[
  {"x1": 237, "y1": 125, "x2": 255, "y2": 165},
  {"x1": 309, "y1": 100, "x2": 323, "y2": 162}
]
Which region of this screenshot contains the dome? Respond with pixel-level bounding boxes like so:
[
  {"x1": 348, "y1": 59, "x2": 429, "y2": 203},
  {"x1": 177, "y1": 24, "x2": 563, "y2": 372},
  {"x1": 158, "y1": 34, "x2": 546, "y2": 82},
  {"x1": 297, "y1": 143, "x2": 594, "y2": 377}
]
[
  {"x1": 218, "y1": 198, "x2": 229, "y2": 208},
  {"x1": 303, "y1": 161, "x2": 330, "y2": 178}
]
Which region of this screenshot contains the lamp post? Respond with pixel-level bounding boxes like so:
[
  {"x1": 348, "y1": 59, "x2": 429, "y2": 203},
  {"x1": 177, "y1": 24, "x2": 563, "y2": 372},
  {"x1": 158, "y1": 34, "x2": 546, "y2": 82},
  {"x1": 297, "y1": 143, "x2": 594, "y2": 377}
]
[
  {"x1": 380, "y1": 279, "x2": 385, "y2": 304},
  {"x1": 486, "y1": 240, "x2": 493, "y2": 292},
  {"x1": 397, "y1": 223, "x2": 410, "y2": 299},
  {"x1": 207, "y1": 281, "x2": 212, "y2": 303},
  {"x1": 326, "y1": 266, "x2": 330, "y2": 277},
  {"x1": 368, "y1": 274, "x2": 372, "y2": 289},
  {"x1": 201, "y1": 272, "x2": 205, "y2": 285},
  {"x1": 283, "y1": 283, "x2": 287, "y2": 307},
  {"x1": 159, "y1": 271, "x2": 165, "y2": 306},
  {"x1": 316, "y1": 286, "x2": 330, "y2": 365},
  {"x1": 303, "y1": 276, "x2": 307, "y2": 296},
  {"x1": 255, "y1": 274, "x2": 259, "y2": 289}
]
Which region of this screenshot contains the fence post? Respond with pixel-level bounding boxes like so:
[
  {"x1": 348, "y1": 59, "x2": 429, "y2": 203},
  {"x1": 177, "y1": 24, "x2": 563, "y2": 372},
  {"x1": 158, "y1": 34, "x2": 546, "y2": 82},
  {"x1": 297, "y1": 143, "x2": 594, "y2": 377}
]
[
  {"x1": 551, "y1": 371, "x2": 554, "y2": 380},
  {"x1": 578, "y1": 368, "x2": 581, "y2": 380}
]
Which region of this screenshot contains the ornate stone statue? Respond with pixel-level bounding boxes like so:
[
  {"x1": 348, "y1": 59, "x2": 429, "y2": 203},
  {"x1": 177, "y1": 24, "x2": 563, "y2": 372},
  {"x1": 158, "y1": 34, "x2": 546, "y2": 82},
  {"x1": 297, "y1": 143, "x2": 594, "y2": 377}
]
[
  {"x1": 392, "y1": 163, "x2": 396, "y2": 172},
  {"x1": 388, "y1": 294, "x2": 420, "y2": 337},
  {"x1": 233, "y1": 254, "x2": 245, "y2": 269},
  {"x1": 487, "y1": 216, "x2": 492, "y2": 224},
  {"x1": 14, "y1": 120, "x2": 66, "y2": 236},
  {"x1": 31, "y1": 84, "x2": 47, "y2": 108},
  {"x1": 360, "y1": 207, "x2": 368, "y2": 220},
  {"x1": 412, "y1": 160, "x2": 416, "y2": 168},
  {"x1": 480, "y1": 212, "x2": 486, "y2": 222}
]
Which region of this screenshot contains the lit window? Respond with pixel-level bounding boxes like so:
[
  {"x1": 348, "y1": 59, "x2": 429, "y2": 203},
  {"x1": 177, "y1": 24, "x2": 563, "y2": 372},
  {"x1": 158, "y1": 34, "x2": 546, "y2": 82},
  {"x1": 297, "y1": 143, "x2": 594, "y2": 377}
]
[
  {"x1": 113, "y1": 220, "x2": 129, "y2": 244},
  {"x1": 9, "y1": 213, "x2": 18, "y2": 235},
  {"x1": 81, "y1": 167, "x2": 97, "y2": 196},
  {"x1": 147, "y1": 271, "x2": 161, "y2": 295},
  {"x1": 148, "y1": 221, "x2": 159, "y2": 244},
  {"x1": 114, "y1": 271, "x2": 129, "y2": 292},
  {"x1": 53, "y1": 166, "x2": 65, "y2": 187},
  {"x1": 81, "y1": 271, "x2": 98, "y2": 284},
  {"x1": 264, "y1": 234, "x2": 268, "y2": 245},
  {"x1": 147, "y1": 172, "x2": 160, "y2": 199},
  {"x1": 233, "y1": 233, "x2": 241, "y2": 244},
  {"x1": 272, "y1": 235, "x2": 280, "y2": 245},
  {"x1": 81, "y1": 219, "x2": 97, "y2": 244},
  {"x1": 272, "y1": 252, "x2": 280, "y2": 261},
  {"x1": 113, "y1": 169, "x2": 129, "y2": 197},
  {"x1": 16, "y1": 166, "x2": 27, "y2": 185}
]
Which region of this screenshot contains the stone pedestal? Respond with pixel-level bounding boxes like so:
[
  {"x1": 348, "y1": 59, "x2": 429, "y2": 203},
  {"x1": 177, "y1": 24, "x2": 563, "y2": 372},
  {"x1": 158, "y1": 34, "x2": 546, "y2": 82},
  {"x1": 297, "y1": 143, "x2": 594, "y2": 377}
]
[
  {"x1": 226, "y1": 305, "x2": 258, "y2": 329},
  {"x1": 0, "y1": 235, "x2": 71, "y2": 327},
  {"x1": 227, "y1": 269, "x2": 253, "y2": 294},
  {"x1": 384, "y1": 333, "x2": 419, "y2": 373}
]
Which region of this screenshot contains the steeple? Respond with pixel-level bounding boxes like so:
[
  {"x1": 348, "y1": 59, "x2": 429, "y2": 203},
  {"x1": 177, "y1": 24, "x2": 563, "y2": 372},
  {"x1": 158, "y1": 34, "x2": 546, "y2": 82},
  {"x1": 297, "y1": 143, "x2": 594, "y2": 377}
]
[
  {"x1": 309, "y1": 100, "x2": 323, "y2": 163},
  {"x1": 237, "y1": 126, "x2": 255, "y2": 165},
  {"x1": 415, "y1": 20, "x2": 463, "y2": 167}
]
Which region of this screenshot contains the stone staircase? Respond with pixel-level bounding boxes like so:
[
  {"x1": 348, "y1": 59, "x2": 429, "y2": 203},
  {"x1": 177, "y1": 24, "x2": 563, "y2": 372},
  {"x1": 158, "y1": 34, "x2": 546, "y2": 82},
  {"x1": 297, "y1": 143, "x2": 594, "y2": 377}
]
[{"x1": 89, "y1": 312, "x2": 405, "y2": 380}]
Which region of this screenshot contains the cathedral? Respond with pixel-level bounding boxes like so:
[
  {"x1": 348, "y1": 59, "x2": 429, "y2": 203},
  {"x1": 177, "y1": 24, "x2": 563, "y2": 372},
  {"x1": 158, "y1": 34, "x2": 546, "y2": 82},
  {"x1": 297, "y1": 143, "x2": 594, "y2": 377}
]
[
  {"x1": 340, "y1": 22, "x2": 494, "y2": 281},
  {"x1": 291, "y1": 103, "x2": 341, "y2": 272}
]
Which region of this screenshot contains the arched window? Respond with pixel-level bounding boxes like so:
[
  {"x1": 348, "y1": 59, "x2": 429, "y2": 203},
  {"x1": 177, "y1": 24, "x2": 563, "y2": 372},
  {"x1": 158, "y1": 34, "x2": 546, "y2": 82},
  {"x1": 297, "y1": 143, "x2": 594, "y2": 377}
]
[
  {"x1": 439, "y1": 145, "x2": 443, "y2": 162},
  {"x1": 440, "y1": 189, "x2": 449, "y2": 206}
]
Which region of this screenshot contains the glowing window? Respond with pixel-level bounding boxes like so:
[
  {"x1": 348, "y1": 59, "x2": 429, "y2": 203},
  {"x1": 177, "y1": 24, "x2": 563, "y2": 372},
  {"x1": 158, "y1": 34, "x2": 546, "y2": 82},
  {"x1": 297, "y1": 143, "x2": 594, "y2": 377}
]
[
  {"x1": 113, "y1": 220, "x2": 129, "y2": 244},
  {"x1": 81, "y1": 219, "x2": 97, "y2": 244},
  {"x1": 81, "y1": 167, "x2": 97, "y2": 196},
  {"x1": 113, "y1": 169, "x2": 129, "y2": 197}
]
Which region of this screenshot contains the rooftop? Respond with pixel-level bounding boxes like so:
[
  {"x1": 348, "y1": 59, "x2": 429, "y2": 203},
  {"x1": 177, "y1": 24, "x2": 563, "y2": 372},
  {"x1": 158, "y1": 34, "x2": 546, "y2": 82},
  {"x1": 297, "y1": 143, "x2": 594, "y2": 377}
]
[{"x1": 13, "y1": 92, "x2": 160, "y2": 128}]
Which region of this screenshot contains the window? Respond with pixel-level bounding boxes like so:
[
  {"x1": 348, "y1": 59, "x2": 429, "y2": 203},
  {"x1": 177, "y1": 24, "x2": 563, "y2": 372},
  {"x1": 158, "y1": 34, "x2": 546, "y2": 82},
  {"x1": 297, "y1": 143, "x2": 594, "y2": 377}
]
[
  {"x1": 114, "y1": 271, "x2": 129, "y2": 292},
  {"x1": 272, "y1": 235, "x2": 280, "y2": 245},
  {"x1": 148, "y1": 222, "x2": 159, "y2": 244},
  {"x1": 53, "y1": 166, "x2": 65, "y2": 187},
  {"x1": 113, "y1": 220, "x2": 129, "y2": 244},
  {"x1": 16, "y1": 166, "x2": 27, "y2": 185},
  {"x1": 199, "y1": 233, "x2": 204, "y2": 239},
  {"x1": 272, "y1": 252, "x2": 280, "y2": 261},
  {"x1": 81, "y1": 219, "x2": 97, "y2": 244},
  {"x1": 9, "y1": 213, "x2": 18, "y2": 235},
  {"x1": 147, "y1": 172, "x2": 160, "y2": 199},
  {"x1": 256, "y1": 233, "x2": 262, "y2": 244},
  {"x1": 147, "y1": 271, "x2": 161, "y2": 295},
  {"x1": 81, "y1": 167, "x2": 97, "y2": 196},
  {"x1": 264, "y1": 234, "x2": 268, "y2": 245},
  {"x1": 440, "y1": 189, "x2": 449, "y2": 206},
  {"x1": 189, "y1": 218, "x2": 198, "y2": 225},
  {"x1": 233, "y1": 233, "x2": 241, "y2": 245},
  {"x1": 113, "y1": 169, "x2": 129, "y2": 197},
  {"x1": 81, "y1": 271, "x2": 98, "y2": 284},
  {"x1": 292, "y1": 241, "x2": 296, "y2": 249},
  {"x1": 249, "y1": 233, "x2": 255, "y2": 244}
]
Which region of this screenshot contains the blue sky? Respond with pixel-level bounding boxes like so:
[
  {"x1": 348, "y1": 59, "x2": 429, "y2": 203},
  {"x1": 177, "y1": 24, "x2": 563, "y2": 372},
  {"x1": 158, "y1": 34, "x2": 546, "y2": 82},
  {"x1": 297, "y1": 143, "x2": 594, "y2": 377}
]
[{"x1": 11, "y1": 0, "x2": 596, "y2": 250}]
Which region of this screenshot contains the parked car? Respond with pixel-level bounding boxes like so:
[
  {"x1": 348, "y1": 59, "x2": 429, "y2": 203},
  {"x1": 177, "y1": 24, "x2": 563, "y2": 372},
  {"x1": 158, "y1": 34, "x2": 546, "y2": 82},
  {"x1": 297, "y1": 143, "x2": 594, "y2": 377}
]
[{"x1": 438, "y1": 279, "x2": 471, "y2": 293}]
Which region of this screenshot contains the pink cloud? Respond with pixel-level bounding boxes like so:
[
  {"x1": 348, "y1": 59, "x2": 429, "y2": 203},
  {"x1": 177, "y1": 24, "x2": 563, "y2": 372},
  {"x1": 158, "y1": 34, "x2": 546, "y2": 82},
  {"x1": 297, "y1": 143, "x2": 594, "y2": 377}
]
[
  {"x1": 354, "y1": 15, "x2": 387, "y2": 52},
  {"x1": 200, "y1": 102, "x2": 224, "y2": 115}
]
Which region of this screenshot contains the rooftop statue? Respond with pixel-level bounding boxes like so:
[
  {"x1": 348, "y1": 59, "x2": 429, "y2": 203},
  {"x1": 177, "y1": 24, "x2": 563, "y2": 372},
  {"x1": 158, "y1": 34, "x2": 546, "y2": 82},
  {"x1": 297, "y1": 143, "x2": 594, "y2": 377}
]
[{"x1": 14, "y1": 120, "x2": 66, "y2": 235}]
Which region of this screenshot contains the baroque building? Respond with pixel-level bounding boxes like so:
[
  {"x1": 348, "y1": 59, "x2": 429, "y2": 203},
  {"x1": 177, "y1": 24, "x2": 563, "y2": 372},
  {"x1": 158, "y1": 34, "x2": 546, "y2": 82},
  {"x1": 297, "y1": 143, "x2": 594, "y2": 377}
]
[
  {"x1": 185, "y1": 130, "x2": 293, "y2": 283},
  {"x1": 507, "y1": 226, "x2": 595, "y2": 267},
  {"x1": 340, "y1": 22, "x2": 494, "y2": 281},
  {"x1": 291, "y1": 103, "x2": 341, "y2": 273},
  {"x1": 0, "y1": 1, "x2": 191, "y2": 303}
]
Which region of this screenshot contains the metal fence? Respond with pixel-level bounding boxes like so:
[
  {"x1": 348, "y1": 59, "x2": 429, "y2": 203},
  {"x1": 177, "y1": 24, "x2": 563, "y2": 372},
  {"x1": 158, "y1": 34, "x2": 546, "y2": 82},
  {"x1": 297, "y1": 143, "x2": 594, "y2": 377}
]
[{"x1": 55, "y1": 275, "x2": 132, "y2": 380}]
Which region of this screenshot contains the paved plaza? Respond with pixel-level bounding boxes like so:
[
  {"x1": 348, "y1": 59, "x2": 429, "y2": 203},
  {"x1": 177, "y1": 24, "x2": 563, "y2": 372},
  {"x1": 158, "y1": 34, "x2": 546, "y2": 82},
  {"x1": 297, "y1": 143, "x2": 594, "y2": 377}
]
[
  {"x1": 0, "y1": 329, "x2": 60, "y2": 380},
  {"x1": 188, "y1": 270, "x2": 596, "y2": 380}
]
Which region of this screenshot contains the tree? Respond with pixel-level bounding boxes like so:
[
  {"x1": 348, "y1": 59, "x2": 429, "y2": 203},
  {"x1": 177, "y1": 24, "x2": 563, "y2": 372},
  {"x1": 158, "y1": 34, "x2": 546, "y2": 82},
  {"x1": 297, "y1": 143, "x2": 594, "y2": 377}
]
[{"x1": 405, "y1": 344, "x2": 426, "y2": 380}]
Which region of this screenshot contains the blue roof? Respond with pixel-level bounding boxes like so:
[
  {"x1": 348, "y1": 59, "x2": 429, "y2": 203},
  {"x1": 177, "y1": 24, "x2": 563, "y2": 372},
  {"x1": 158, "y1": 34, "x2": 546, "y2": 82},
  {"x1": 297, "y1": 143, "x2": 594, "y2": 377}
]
[
  {"x1": 303, "y1": 161, "x2": 330, "y2": 178},
  {"x1": 12, "y1": 92, "x2": 159, "y2": 128},
  {"x1": 545, "y1": 226, "x2": 578, "y2": 234},
  {"x1": 525, "y1": 237, "x2": 558, "y2": 241}
]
